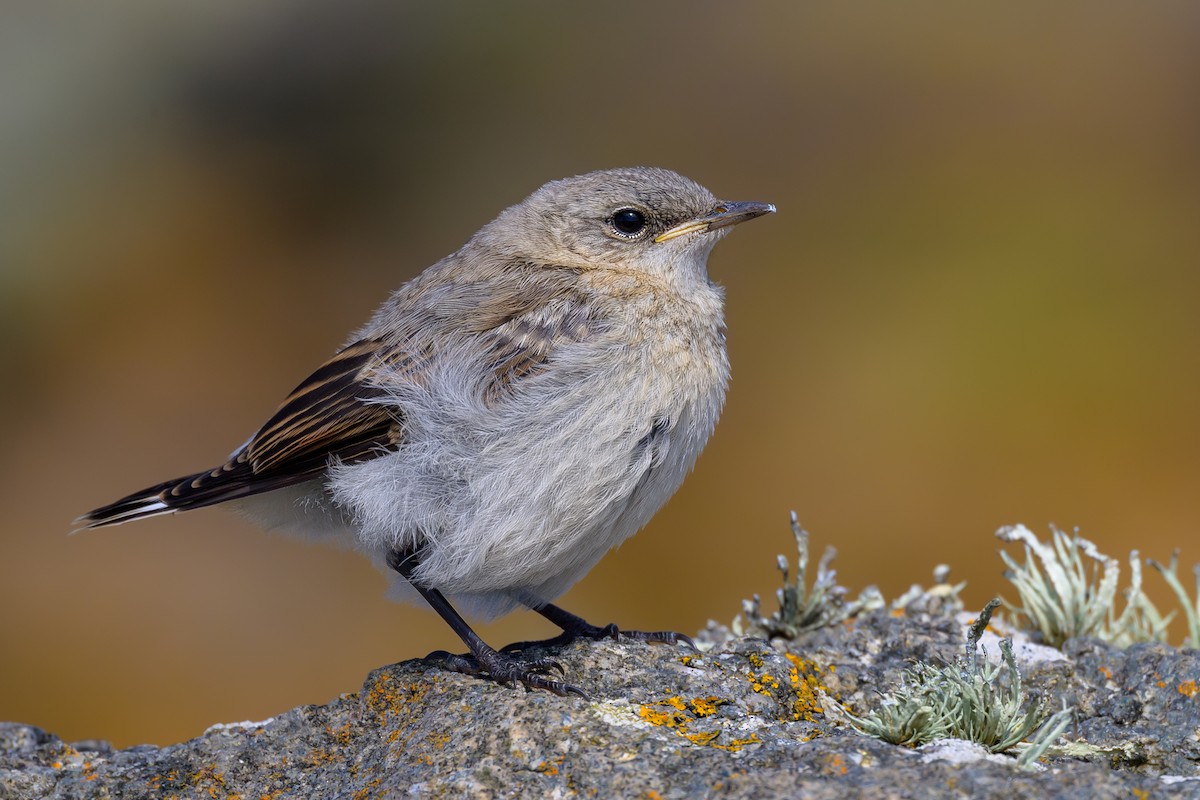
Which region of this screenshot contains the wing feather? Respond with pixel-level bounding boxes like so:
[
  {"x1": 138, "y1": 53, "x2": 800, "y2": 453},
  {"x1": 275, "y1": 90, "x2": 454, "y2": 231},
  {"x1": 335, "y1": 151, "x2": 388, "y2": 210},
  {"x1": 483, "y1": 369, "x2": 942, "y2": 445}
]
[{"x1": 78, "y1": 277, "x2": 604, "y2": 529}]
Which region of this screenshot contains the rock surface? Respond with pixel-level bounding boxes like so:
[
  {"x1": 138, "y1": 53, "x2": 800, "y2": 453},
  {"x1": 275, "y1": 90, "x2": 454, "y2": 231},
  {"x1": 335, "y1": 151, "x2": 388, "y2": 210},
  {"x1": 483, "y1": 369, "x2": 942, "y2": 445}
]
[{"x1": 3, "y1": 611, "x2": 1199, "y2": 799}]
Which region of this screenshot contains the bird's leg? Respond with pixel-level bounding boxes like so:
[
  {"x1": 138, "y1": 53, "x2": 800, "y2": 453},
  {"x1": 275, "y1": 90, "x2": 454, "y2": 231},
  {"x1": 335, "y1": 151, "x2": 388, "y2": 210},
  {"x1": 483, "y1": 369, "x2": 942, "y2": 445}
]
[
  {"x1": 386, "y1": 549, "x2": 586, "y2": 698},
  {"x1": 502, "y1": 600, "x2": 698, "y2": 653}
]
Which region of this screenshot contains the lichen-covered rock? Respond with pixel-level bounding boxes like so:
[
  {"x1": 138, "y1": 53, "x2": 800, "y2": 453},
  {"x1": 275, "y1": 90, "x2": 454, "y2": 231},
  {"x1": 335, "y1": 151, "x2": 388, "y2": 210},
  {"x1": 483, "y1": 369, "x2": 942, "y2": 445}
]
[{"x1": 2, "y1": 612, "x2": 1198, "y2": 798}]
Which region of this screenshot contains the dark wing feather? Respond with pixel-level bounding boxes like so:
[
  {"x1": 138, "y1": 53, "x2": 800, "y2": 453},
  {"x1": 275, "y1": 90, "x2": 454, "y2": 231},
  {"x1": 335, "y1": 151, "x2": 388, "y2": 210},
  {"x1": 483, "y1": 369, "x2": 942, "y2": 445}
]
[
  {"x1": 245, "y1": 338, "x2": 408, "y2": 473},
  {"x1": 78, "y1": 279, "x2": 605, "y2": 530},
  {"x1": 77, "y1": 338, "x2": 406, "y2": 527}
]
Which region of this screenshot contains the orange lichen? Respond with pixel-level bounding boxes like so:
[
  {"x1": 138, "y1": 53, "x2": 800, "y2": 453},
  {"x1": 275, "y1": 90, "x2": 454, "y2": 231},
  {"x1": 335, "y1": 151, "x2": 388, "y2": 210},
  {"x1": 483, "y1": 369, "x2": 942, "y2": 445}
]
[
  {"x1": 363, "y1": 672, "x2": 434, "y2": 759},
  {"x1": 352, "y1": 778, "x2": 383, "y2": 800},
  {"x1": 303, "y1": 746, "x2": 343, "y2": 770},
  {"x1": 1178, "y1": 680, "x2": 1198, "y2": 698},
  {"x1": 187, "y1": 766, "x2": 228, "y2": 798},
  {"x1": 536, "y1": 756, "x2": 564, "y2": 776},
  {"x1": 327, "y1": 723, "x2": 354, "y2": 747},
  {"x1": 1098, "y1": 665, "x2": 1113, "y2": 681},
  {"x1": 822, "y1": 753, "x2": 848, "y2": 776},
  {"x1": 364, "y1": 673, "x2": 430, "y2": 723}
]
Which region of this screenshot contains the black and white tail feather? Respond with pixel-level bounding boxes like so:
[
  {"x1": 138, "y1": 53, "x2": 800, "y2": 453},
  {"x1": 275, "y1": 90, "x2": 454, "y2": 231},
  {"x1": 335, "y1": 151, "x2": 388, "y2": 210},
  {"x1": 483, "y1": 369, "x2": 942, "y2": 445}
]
[{"x1": 75, "y1": 337, "x2": 405, "y2": 531}]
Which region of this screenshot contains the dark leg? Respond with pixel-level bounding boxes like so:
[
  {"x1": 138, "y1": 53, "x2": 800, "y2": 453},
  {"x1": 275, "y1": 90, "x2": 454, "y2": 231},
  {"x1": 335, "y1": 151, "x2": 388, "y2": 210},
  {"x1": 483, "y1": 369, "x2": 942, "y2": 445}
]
[
  {"x1": 502, "y1": 600, "x2": 697, "y2": 653},
  {"x1": 387, "y1": 550, "x2": 586, "y2": 698}
]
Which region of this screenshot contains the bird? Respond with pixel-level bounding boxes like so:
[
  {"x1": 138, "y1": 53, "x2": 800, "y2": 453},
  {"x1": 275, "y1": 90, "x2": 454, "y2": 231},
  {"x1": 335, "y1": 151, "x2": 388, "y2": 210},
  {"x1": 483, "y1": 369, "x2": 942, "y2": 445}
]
[{"x1": 77, "y1": 166, "x2": 775, "y2": 696}]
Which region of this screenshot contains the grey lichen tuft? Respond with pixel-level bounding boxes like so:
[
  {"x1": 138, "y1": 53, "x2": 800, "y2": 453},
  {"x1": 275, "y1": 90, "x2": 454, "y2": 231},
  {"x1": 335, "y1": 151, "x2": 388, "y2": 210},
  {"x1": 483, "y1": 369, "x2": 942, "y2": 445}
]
[
  {"x1": 996, "y1": 524, "x2": 1169, "y2": 648},
  {"x1": 891, "y1": 564, "x2": 967, "y2": 617},
  {"x1": 1147, "y1": 550, "x2": 1200, "y2": 649},
  {"x1": 736, "y1": 512, "x2": 883, "y2": 639},
  {"x1": 834, "y1": 599, "x2": 1073, "y2": 768}
]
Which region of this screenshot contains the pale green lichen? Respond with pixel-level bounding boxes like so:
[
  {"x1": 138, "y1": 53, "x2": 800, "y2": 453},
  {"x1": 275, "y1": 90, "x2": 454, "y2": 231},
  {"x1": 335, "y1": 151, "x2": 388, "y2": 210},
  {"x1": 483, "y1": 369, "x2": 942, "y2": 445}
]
[
  {"x1": 996, "y1": 524, "x2": 1169, "y2": 648},
  {"x1": 736, "y1": 512, "x2": 883, "y2": 639},
  {"x1": 834, "y1": 599, "x2": 1072, "y2": 768},
  {"x1": 1147, "y1": 550, "x2": 1200, "y2": 649}
]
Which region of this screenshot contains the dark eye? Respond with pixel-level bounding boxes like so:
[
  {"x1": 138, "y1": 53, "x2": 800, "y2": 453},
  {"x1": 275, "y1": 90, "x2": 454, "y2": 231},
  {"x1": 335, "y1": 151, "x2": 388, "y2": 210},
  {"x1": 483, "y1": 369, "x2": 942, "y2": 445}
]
[{"x1": 611, "y1": 208, "x2": 647, "y2": 237}]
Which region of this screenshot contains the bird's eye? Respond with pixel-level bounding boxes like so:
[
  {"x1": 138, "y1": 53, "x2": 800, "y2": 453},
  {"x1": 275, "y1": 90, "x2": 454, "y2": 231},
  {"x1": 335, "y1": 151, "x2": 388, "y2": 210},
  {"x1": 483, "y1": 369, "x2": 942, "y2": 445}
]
[{"x1": 610, "y1": 208, "x2": 648, "y2": 237}]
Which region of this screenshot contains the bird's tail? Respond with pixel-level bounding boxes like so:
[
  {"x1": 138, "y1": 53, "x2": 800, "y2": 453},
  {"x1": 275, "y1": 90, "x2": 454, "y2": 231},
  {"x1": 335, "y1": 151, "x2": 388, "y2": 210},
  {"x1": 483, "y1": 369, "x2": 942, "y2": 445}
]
[
  {"x1": 74, "y1": 448, "x2": 318, "y2": 532},
  {"x1": 74, "y1": 457, "x2": 270, "y2": 531},
  {"x1": 73, "y1": 477, "x2": 188, "y2": 531}
]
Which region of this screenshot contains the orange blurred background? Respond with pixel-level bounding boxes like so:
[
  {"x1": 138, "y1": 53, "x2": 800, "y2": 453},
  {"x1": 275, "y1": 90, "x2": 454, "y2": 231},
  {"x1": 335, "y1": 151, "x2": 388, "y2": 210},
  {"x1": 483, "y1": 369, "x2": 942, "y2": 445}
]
[{"x1": 2, "y1": 3, "x2": 1198, "y2": 748}]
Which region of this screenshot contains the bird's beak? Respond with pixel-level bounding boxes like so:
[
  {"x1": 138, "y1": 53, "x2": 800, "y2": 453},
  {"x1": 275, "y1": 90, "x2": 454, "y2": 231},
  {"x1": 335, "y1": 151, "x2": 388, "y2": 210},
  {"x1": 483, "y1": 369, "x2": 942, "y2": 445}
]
[{"x1": 654, "y1": 201, "x2": 776, "y2": 243}]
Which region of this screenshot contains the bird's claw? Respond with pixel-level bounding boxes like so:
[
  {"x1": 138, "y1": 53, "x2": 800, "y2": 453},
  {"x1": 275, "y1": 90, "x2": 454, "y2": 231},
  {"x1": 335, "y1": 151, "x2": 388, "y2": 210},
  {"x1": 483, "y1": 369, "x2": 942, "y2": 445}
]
[{"x1": 425, "y1": 649, "x2": 583, "y2": 697}]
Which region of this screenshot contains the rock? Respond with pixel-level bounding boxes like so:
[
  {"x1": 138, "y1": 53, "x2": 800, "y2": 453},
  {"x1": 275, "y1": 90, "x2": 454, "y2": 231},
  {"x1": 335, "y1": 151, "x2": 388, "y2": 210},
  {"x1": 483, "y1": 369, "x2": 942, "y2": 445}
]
[{"x1": 2, "y1": 611, "x2": 1198, "y2": 799}]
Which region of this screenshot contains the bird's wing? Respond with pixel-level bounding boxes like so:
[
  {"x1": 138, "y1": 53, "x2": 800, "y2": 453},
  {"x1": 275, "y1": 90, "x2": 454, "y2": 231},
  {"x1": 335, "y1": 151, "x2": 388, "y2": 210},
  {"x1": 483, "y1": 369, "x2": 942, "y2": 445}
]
[
  {"x1": 244, "y1": 337, "x2": 409, "y2": 474},
  {"x1": 76, "y1": 337, "x2": 409, "y2": 526},
  {"x1": 78, "y1": 279, "x2": 602, "y2": 528}
]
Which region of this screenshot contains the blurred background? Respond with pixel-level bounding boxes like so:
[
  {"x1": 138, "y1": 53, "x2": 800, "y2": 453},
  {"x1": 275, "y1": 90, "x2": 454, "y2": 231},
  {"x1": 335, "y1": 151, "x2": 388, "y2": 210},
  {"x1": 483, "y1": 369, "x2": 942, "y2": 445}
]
[{"x1": 2, "y1": 2, "x2": 1198, "y2": 748}]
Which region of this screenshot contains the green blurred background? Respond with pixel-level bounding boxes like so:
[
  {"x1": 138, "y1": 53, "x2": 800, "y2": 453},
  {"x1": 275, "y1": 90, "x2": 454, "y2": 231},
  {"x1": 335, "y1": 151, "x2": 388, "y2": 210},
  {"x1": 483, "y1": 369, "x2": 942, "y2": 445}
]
[{"x1": 2, "y1": 2, "x2": 1198, "y2": 748}]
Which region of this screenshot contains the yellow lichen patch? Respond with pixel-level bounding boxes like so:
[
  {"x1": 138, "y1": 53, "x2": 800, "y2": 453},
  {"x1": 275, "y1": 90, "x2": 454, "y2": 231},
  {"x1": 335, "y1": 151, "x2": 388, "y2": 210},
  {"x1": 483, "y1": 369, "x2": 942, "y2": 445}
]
[
  {"x1": 662, "y1": 696, "x2": 688, "y2": 712},
  {"x1": 711, "y1": 733, "x2": 760, "y2": 753},
  {"x1": 428, "y1": 731, "x2": 453, "y2": 749},
  {"x1": 784, "y1": 653, "x2": 831, "y2": 722},
  {"x1": 689, "y1": 696, "x2": 724, "y2": 717},
  {"x1": 682, "y1": 730, "x2": 721, "y2": 746},
  {"x1": 1132, "y1": 789, "x2": 1149, "y2": 800},
  {"x1": 1178, "y1": 680, "x2": 1198, "y2": 698},
  {"x1": 890, "y1": 608, "x2": 906, "y2": 618},
  {"x1": 638, "y1": 704, "x2": 687, "y2": 729},
  {"x1": 639, "y1": 696, "x2": 757, "y2": 752}
]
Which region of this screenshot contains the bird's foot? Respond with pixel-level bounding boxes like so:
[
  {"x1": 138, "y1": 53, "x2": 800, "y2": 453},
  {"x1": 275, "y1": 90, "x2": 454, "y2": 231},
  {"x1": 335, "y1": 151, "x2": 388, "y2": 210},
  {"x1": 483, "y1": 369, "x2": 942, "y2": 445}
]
[
  {"x1": 425, "y1": 648, "x2": 587, "y2": 698},
  {"x1": 504, "y1": 606, "x2": 699, "y2": 653},
  {"x1": 554, "y1": 620, "x2": 698, "y2": 650}
]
